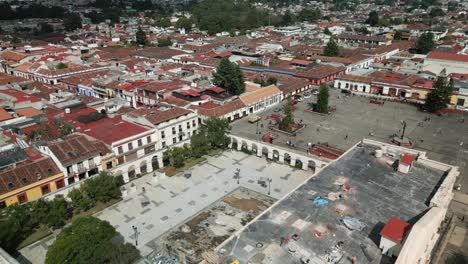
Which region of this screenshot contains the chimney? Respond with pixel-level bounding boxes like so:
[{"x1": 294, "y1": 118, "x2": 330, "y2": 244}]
[{"x1": 65, "y1": 108, "x2": 71, "y2": 114}]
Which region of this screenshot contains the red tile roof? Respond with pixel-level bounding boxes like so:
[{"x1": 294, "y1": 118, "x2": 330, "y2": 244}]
[
  {"x1": 0, "y1": 89, "x2": 41, "y2": 104},
  {"x1": 193, "y1": 99, "x2": 245, "y2": 117},
  {"x1": 0, "y1": 108, "x2": 13, "y2": 122},
  {"x1": 15, "y1": 107, "x2": 43, "y2": 118},
  {"x1": 0, "y1": 156, "x2": 62, "y2": 195},
  {"x1": 129, "y1": 107, "x2": 192, "y2": 126},
  {"x1": 80, "y1": 117, "x2": 149, "y2": 145},
  {"x1": 380, "y1": 217, "x2": 410, "y2": 243},
  {"x1": 427, "y1": 51, "x2": 468, "y2": 63},
  {"x1": 179, "y1": 89, "x2": 200, "y2": 97},
  {"x1": 47, "y1": 134, "x2": 112, "y2": 166},
  {"x1": 207, "y1": 87, "x2": 225, "y2": 93}
]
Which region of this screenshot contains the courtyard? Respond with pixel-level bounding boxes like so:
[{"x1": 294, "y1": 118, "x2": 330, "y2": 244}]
[
  {"x1": 231, "y1": 87, "x2": 468, "y2": 193},
  {"x1": 19, "y1": 151, "x2": 311, "y2": 263}
]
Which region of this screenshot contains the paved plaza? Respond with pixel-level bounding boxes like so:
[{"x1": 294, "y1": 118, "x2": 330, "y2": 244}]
[
  {"x1": 231, "y1": 88, "x2": 468, "y2": 193},
  {"x1": 19, "y1": 151, "x2": 311, "y2": 263}
]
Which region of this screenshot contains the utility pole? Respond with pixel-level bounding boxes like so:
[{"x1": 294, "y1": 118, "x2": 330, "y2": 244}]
[
  {"x1": 400, "y1": 120, "x2": 407, "y2": 140},
  {"x1": 267, "y1": 178, "x2": 272, "y2": 195}
]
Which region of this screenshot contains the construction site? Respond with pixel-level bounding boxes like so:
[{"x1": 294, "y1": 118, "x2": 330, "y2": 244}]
[
  {"x1": 214, "y1": 139, "x2": 458, "y2": 264},
  {"x1": 146, "y1": 187, "x2": 275, "y2": 264}
]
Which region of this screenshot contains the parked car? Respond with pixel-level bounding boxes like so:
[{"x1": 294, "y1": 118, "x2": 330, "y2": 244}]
[
  {"x1": 303, "y1": 92, "x2": 311, "y2": 98},
  {"x1": 312, "y1": 90, "x2": 319, "y2": 95},
  {"x1": 295, "y1": 96, "x2": 304, "y2": 102}
]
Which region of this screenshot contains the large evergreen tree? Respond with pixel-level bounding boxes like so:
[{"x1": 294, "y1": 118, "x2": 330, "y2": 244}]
[
  {"x1": 324, "y1": 38, "x2": 340, "y2": 57},
  {"x1": 366, "y1": 11, "x2": 379, "y2": 26},
  {"x1": 280, "y1": 98, "x2": 294, "y2": 132},
  {"x1": 316, "y1": 83, "x2": 330, "y2": 113},
  {"x1": 135, "y1": 26, "x2": 148, "y2": 46},
  {"x1": 64, "y1": 13, "x2": 82, "y2": 32},
  {"x1": 213, "y1": 58, "x2": 245, "y2": 95},
  {"x1": 425, "y1": 74, "x2": 454, "y2": 112},
  {"x1": 416, "y1": 32, "x2": 435, "y2": 54}
]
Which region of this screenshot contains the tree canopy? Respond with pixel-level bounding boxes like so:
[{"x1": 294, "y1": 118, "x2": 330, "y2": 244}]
[
  {"x1": 213, "y1": 58, "x2": 245, "y2": 95},
  {"x1": 176, "y1": 16, "x2": 192, "y2": 32},
  {"x1": 279, "y1": 98, "x2": 294, "y2": 132},
  {"x1": 416, "y1": 32, "x2": 435, "y2": 54},
  {"x1": 424, "y1": 74, "x2": 453, "y2": 112},
  {"x1": 323, "y1": 38, "x2": 340, "y2": 57},
  {"x1": 366, "y1": 11, "x2": 379, "y2": 26},
  {"x1": 46, "y1": 217, "x2": 139, "y2": 264},
  {"x1": 135, "y1": 26, "x2": 148, "y2": 46},
  {"x1": 316, "y1": 83, "x2": 330, "y2": 114},
  {"x1": 64, "y1": 13, "x2": 82, "y2": 32}
]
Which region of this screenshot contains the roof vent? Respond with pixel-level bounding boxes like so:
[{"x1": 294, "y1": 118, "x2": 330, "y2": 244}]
[
  {"x1": 37, "y1": 173, "x2": 42, "y2": 180},
  {"x1": 398, "y1": 154, "x2": 415, "y2": 174}
]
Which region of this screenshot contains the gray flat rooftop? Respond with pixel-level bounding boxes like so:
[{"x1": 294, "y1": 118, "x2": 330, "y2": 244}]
[{"x1": 218, "y1": 144, "x2": 446, "y2": 264}]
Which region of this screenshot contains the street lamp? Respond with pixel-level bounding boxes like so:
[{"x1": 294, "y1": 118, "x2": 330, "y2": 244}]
[
  {"x1": 132, "y1": 225, "x2": 138, "y2": 246},
  {"x1": 235, "y1": 168, "x2": 240, "y2": 184},
  {"x1": 400, "y1": 120, "x2": 407, "y2": 140},
  {"x1": 267, "y1": 178, "x2": 272, "y2": 195}
]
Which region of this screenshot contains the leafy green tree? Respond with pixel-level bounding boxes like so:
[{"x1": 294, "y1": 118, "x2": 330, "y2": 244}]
[
  {"x1": 68, "y1": 188, "x2": 94, "y2": 212},
  {"x1": 394, "y1": 30, "x2": 403, "y2": 40},
  {"x1": 56, "y1": 62, "x2": 68, "y2": 69},
  {"x1": 429, "y1": 7, "x2": 445, "y2": 18},
  {"x1": 416, "y1": 32, "x2": 435, "y2": 54},
  {"x1": 157, "y1": 37, "x2": 172, "y2": 47},
  {"x1": 168, "y1": 146, "x2": 189, "y2": 168},
  {"x1": 135, "y1": 26, "x2": 147, "y2": 46},
  {"x1": 190, "y1": 129, "x2": 211, "y2": 158},
  {"x1": 447, "y1": 1, "x2": 459, "y2": 12},
  {"x1": 280, "y1": 98, "x2": 294, "y2": 132},
  {"x1": 323, "y1": 38, "x2": 340, "y2": 57},
  {"x1": 366, "y1": 11, "x2": 379, "y2": 26},
  {"x1": 64, "y1": 13, "x2": 82, "y2": 32},
  {"x1": 425, "y1": 74, "x2": 453, "y2": 112},
  {"x1": 45, "y1": 217, "x2": 117, "y2": 264},
  {"x1": 213, "y1": 57, "x2": 245, "y2": 95},
  {"x1": 81, "y1": 172, "x2": 122, "y2": 203},
  {"x1": 155, "y1": 17, "x2": 171, "y2": 28},
  {"x1": 316, "y1": 83, "x2": 330, "y2": 113},
  {"x1": 44, "y1": 196, "x2": 70, "y2": 229},
  {"x1": 324, "y1": 27, "x2": 332, "y2": 35},
  {"x1": 176, "y1": 16, "x2": 192, "y2": 32},
  {"x1": 297, "y1": 8, "x2": 321, "y2": 22},
  {"x1": 205, "y1": 117, "x2": 231, "y2": 149},
  {"x1": 39, "y1": 22, "x2": 54, "y2": 34},
  {"x1": 281, "y1": 10, "x2": 295, "y2": 26},
  {"x1": 0, "y1": 204, "x2": 36, "y2": 253}
]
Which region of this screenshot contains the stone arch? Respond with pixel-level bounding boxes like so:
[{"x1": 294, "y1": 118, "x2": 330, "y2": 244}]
[
  {"x1": 139, "y1": 160, "x2": 148, "y2": 175},
  {"x1": 128, "y1": 165, "x2": 136, "y2": 180},
  {"x1": 251, "y1": 143, "x2": 259, "y2": 153},
  {"x1": 294, "y1": 158, "x2": 303, "y2": 169},
  {"x1": 241, "y1": 140, "x2": 248, "y2": 150},
  {"x1": 231, "y1": 137, "x2": 239, "y2": 149},
  {"x1": 262, "y1": 146, "x2": 269, "y2": 157},
  {"x1": 272, "y1": 149, "x2": 280, "y2": 161},
  {"x1": 152, "y1": 155, "x2": 160, "y2": 170},
  {"x1": 308, "y1": 160, "x2": 316, "y2": 173}
]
